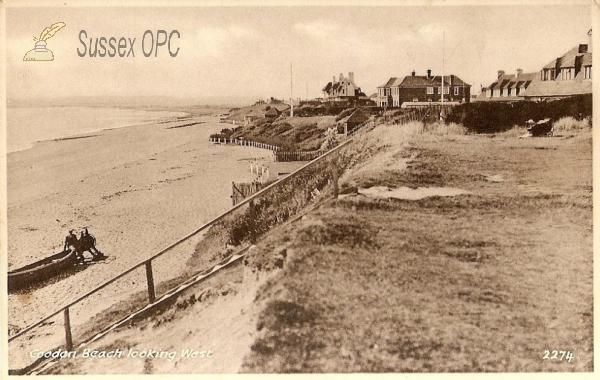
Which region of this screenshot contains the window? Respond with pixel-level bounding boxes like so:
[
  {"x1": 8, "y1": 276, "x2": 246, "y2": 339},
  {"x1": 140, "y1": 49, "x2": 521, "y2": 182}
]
[
  {"x1": 562, "y1": 68, "x2": 573, "y2": 80},
  {"x1": 585, "y1": 66, "x2": 592, "y2": 79},
  {"x1": 437, "y1": 87, "x2": 450, "y2": 94},
  {"x1": 427, "y1": 87, "x2": 434, "y2": 94},
  {"x1": 454, "y1": 87, "x2": 459, "y2": 96},
  {"x1": 413, "y1": 98, "x2": 419, "y2": 102}
]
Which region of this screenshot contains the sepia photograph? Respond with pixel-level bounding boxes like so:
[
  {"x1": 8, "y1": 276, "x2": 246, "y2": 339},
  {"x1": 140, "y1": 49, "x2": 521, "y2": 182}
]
[{"x1": 1, "y1": 0, "x2": 596, "y2": 376}]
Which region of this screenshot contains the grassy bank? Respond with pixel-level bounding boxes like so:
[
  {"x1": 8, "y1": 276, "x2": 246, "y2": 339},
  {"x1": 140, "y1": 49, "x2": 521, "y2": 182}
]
[{"x1": 240, "y1": 122, "x2": 593, "y2": 372}]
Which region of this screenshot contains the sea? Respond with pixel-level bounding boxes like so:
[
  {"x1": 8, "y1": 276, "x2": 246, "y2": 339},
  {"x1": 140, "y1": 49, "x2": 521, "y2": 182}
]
[{"x1": 6, "y1": 106, "x2": 189, "y2": 153}]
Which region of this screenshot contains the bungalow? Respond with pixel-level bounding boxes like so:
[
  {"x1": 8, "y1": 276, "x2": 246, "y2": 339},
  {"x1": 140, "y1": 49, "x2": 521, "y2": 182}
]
[
  {"x1": 377, "y1": 70, "x2": 471, "y2": 107},
  {"x1": 322, "y1": 72, "x2": 364, "y2": 101}
]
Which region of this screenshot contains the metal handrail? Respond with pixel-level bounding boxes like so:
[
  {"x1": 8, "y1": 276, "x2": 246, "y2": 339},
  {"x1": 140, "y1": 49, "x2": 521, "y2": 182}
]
[{"x1": 8, "y1": 138, "x2": 353, "y2": 343}]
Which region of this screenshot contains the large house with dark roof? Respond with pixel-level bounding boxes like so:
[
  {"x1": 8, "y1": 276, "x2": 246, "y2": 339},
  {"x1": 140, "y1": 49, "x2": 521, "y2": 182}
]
[{"x1": 376, "y1": 70, "x2": 471, "y2": 108}]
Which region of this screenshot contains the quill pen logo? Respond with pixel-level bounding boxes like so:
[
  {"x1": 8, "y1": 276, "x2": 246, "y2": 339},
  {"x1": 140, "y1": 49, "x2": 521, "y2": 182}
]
[{"x1": 23, "y1": 22, "x2": 66, "y2": 61}]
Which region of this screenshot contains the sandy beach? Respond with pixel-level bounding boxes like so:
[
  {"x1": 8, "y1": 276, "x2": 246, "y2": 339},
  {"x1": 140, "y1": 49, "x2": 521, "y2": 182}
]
[{"x1": 7, "y1": 114, "x2": 272, "y2": 345}]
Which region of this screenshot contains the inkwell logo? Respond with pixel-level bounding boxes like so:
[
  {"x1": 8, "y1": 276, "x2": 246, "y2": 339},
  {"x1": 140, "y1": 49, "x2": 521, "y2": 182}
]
[{"x1": 23, "y1": 22, "x2": 66, "y2": 61}]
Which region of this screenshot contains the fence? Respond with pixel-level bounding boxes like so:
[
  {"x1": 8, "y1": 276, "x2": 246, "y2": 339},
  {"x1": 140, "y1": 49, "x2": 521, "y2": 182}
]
[
  {"x1": 231, "y1": 180, "x2": 276, "y2": 206},
  {"x1": 8, "y1": 138, "x2": 354, "y2": 375},
  {"x1": 385, "y1": 104, "x2": 457, "y2": 125},
  {"x1": 208, "y1": 137, "x2": 281, "y2": 151},
  {"x1": 274, "y1": 149, "x2": 324, "y2": 162}
]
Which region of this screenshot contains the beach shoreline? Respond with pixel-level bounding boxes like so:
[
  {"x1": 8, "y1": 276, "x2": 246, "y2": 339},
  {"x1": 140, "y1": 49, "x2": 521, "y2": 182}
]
[
  {"x1": 7, "y1": 112, "x2": 273, "y2": 337},
  {"x1": 6, "y1": 106, "x2": 196, "y2": 154}
]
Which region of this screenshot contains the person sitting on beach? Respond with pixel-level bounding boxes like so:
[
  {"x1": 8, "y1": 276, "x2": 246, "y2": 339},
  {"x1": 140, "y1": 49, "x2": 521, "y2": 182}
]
[{"x1": 64, "y1": 230, "x2": 83, "y2": 261}]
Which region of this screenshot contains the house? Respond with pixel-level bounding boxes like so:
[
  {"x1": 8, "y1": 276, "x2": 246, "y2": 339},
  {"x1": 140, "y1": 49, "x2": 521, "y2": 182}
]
[
  {"x1": 478, "y1": 69, "x2": 537, "y2": 101},
  {"x1": 322, "y1": 72, "x2": 363, "y2": 101},
  {"x1": 522, "y1": 32, "x2": 592, "y2": 100},
  {"x1": 376, "y1": 77, "x2": 403, "y2": 107},
  {"x1": 345, "y1": 109, "x2": 370, "y2": 133},
  {"x1": 264, "y1": 107, "x2": 282, "y2": 121},
  {"x1": 377, "y1": 70, "x2": 471, "y2": 108},
  {"x1": 480, "y1": 30, "x2": 592, "y2": 101}
]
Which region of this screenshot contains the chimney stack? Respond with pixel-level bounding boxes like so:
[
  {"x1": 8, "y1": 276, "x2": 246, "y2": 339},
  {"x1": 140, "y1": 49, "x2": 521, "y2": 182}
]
[
  {"x1": 498, "y1": 70, "x2": 505, "y2": 79},
  {"x1": 348, "y1": 72, "x2": 354, "y2": 83},
  {"x1": 411, "y1": 70, "x2": 416, "y2": 76},
  {"x1": 588, "y1": 28, "x2": 593, "y2": 54},
  {"x1": 516, "y1": 68, "x2": 523, "y2": 77},
  {"x1": 339, "y1": 73, "x2": 344, "y2": 82},
  {"x1": 427, "y1": 69, "x2": 432, "y2": 79},
  {"x1": 333, "y1": 76, "x2": 336, "y2": 84}
]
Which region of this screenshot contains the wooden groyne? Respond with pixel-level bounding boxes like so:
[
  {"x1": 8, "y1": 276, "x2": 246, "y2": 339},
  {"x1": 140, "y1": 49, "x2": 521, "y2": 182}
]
[
  {"x1": 209, "y1": 136, "x2": 325, "y2": 163},
  {"x1": 209, "y1": 137, "x2": 280, "y2": 151}
]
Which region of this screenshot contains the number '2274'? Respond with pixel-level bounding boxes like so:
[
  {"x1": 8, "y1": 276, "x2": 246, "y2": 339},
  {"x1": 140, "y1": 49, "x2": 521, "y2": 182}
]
[{"x1": 543, "y1": 350, "x2": 574, "y2": 363}]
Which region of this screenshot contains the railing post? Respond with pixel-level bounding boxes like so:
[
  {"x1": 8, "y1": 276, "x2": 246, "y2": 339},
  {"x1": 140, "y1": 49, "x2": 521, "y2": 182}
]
[
  {"x1": 332, "y1": 157, "x2": 339, "y2": 199},
  {"x1": 248, "y1": 200, "x2": 257, "y2": 244},
  {"x1": 145, "y1": 261, "x2": 156, "y2": 303},
  {"x1": 63, "y1": 308, "x2": 73, "y2": 351}
]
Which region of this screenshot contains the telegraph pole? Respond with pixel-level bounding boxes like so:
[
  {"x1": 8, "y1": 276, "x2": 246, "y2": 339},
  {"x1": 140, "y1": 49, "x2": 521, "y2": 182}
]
[{"x1": 441, "y1": 31, "x2": 445, "y2": 108}]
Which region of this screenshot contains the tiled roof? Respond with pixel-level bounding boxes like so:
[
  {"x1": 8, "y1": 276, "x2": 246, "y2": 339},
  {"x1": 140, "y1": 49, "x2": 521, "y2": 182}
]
[
  {"x1": 522, "y1": 77, "x2": 592, "y2": 97},
  {"x1": 265, "y1": 108, "x2": 281, "y2": 117},
  {"x1": 346, "y1": 109, "x2": 370, "y2": 124},
  {"x1": 399, "y1": 75, "x2": 470, "y2": 87},
  {"x1": 488, "y1": 72, "x2": 537, "y2": 90},
  {"x1": 321, "y1": 82, "x2": 332, "y2": 92},
  {"x1": 581, "y1": 53, "x2": 592, "y2": 66},
  {"x1": 543, "y1": 45, "x2": 590, "y2": 69},
  {"x1": 378, "y1": 77, "x2": 399, "y2": 88}
]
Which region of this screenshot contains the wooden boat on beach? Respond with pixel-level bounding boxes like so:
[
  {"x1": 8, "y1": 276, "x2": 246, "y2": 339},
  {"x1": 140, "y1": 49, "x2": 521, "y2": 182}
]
[{"x1": 8, "y1": 250, "x2": 78, "y2": 292}]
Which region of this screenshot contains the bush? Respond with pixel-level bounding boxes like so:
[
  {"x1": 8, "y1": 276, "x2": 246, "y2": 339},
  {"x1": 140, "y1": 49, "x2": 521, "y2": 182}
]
[
  {"x1": 447, "y1": 94, "x2": 592, "y2": 133},
  {"x1": 552, "y1": 116, "x2": 591, "y2": 132}
]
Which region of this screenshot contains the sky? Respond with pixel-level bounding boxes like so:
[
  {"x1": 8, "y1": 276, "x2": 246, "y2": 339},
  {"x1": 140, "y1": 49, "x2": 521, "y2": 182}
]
[{"x1": 5, "y1": 3, "x2": 593, "y2": 102}]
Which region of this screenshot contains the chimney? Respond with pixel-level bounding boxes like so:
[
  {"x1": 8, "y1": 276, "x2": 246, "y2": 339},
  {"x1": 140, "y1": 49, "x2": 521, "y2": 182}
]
[
  {"x1": 516, "y1": 68, "x2": 523, "y2": 77},
  {"x1": 498, "y1": 70, "x2": 505, "y2": 79},
  {"x1": 333, "y1": 76, "x2": 336, "y2": 84},
  {"x1": 588, "y1": 28, "x2": 593, "y2": 54},
  {"x1": 411, "y1": 70, "x2": 416, "y2": 76},
  {"x1": 427, "y1": 69, "x2": 432, "y2": 79},
  {"x1": 348, "y1": 72, "x2": 354, "y2": 83},
  {"x1": 339, "y1": 73, "x2": 344, "y2": 82}
]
